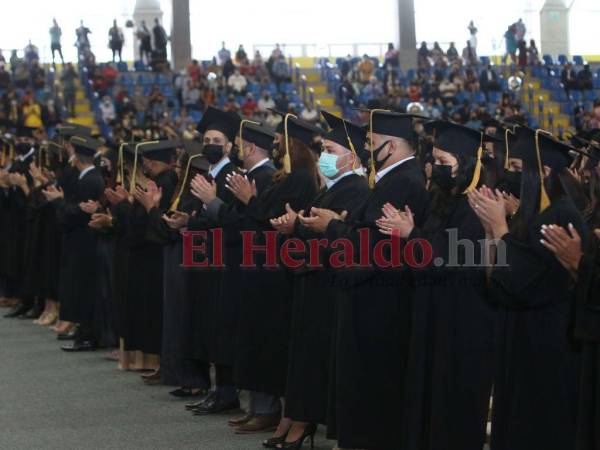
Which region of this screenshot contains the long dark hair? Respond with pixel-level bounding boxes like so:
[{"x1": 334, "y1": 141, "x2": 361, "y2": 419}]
[
  {"x1": 586, "y1": 170, "x2": 600, "y2": 229},
  {"x1": 425, "y1": 153, "x2": 476, "y2": 233},
  {"x1": 274, "y1": 137, "x2": 319, "y2": 189}
]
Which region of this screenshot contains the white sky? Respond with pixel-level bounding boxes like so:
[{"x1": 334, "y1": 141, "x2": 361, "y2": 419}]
[{"x1": 0, "y1": 0, "x2": 598, "y2": 63}]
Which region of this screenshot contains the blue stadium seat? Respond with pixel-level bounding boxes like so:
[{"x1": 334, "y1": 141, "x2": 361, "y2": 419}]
[
  {"x1": 573, "y1": 55, "x2": 584, "y2": 66},
  {"x1": 570, "y1": 91, "x2": 582, "y2": 102},
  {"x1": 479, "y1": 56, "x2": 490, "y2": 66},
  {"x1": 558, "y1": 54, "x2": 569, "y2": 65},
  {"x1": 542, "y1": 54, "x2": 554, "y2": 66},
  {"x1": 117, "y1": 61, "x2": 128, "y2": 72}
]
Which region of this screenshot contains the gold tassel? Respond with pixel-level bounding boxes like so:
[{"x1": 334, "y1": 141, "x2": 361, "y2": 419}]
[
  {"x1": 9, "y1": 143, "x2": 14, "y2": 162},
  {"x1": 169, "y1": 154, "x2": 202, "y2": 212},
  {"x1": 130, "y1": 141, "x2": 159, "y2": 194},
  {"x1": 367, "y1": 109, "x2": 390, "y2": 188},
  {"x1": 535, "y1": 129, "x2": 551, "y2": 212},
  {"x1": 1, "y1": 145, "x2": 6, "y2": 167},
  {"x1": 238, "y1": 119, "x2": 261, "y2": 159},
  {"x1": 463, "y1": 133, "x2": 484, "y2": 193},
  {"x1": 503, "y1": 127, "x2": 514, "y2": 170},
  {"x1": 116, "y1": 143, "x2": 127, "y2": 185},
  {"x1": 283, "y1": 113, "x2": 297, "y2": 174}
]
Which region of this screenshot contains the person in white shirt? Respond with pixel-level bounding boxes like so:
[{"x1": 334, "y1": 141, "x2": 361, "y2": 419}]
[
  {"x1": 99, "y1": 96, "x2": 116, "y2": 124},
  {"x1": 257, "y1": 92, "x2": 275, "y2": 113},
  {"x1": 227, "y1": 70, "x2": 247, "y2": 95}
]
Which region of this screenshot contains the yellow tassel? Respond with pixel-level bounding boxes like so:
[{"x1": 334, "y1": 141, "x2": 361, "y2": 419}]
[
  {"x1": 463, "y1": 145, "x2": 483, "y2": 194},
  {"x1": 535, "y1": 130, "x2": 551, "y2": 212},
  {"x1": 9, "y1": 143, "x2": 14, "y2": 162},
  {"x1": 130, "y1": 141, "x2": 159, "y2": 194},
  {"x1": 283, "y1": 113, "x2": 297, "y2": 174},
  {"x1": 238, "y1": 119, "x2": 261, "y2": 159},
  {"x1": 503, "y1": 127, "x2": 515, "y2": 170},
  {"x1": 116, "y1": 143, "x2": 127, "y2": 185},
  {"x1": 169, "y1": 154, "x2": 202, "y2": 212}
]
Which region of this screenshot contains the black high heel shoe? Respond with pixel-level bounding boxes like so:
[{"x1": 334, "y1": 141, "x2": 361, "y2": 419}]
[
  {"x1": 262, "y1": 430, "x2": 288, "y2": 448},
  {"x1": 277, "y1": 423, "x2": 317, "y2": 449}
]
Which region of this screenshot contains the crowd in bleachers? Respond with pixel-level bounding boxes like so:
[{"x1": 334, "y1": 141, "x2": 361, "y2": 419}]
[{"x1": 0, "y1": 47, "x2": 65, "y2": 133}]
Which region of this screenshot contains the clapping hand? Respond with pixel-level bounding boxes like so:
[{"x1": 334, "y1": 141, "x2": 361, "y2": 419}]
[
  {"x1": 375, "y1": 203, "x2": 414, "y2": 238},
  {"x1": 225, "y1": 173, "x2": 256, "y2": 205}
]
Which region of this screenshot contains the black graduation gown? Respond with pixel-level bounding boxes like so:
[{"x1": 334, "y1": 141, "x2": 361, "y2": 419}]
[
  {"x1": 123, "y1": 169, "x2": 177, "y2": 354},
  {"x1": 200, "y1": 161, "x2": 277, "y2": 368},
  {"x1": 110, "y1": 199, "x2": 133, "y2": 340},
  {"x1": 490, "y1": 196, "x2": 586, "y2": 450},
  {"x1": 55, "y1": 168, "x2": 105, "y2": 324},
  {"x1": 324, "y1": 158, "x2": 430, "y2": 449},
  {"x1": 233, "y1": 168, "x2": 318, "y2": 396},
  {"x1": 183, "y1": 161, "x2": 238, "y2": 362},
  {"x1": 285, "y1": 173, "x2": 370, "y2": 424},
  {"x1": 401, "y1": 195, "x2": 493, "y2": 450},
  {"x1": 574, "y1": 238, "x2": 600, "y2": 450}
]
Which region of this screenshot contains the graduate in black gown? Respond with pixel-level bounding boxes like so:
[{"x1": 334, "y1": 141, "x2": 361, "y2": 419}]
[
  {"x1": 225, "y1": 115, "x2": 319, "y2": 437},
  {"x1": 163, "y1": 107, "x2": 242, "y2": 412},
  {"x1": 301, "y1": 111, "x2": 429, "y2": 450},
  {"x1": 42, "y1": 135, "x2": 106, "y2": 351},
  {"x1": 379, "y1": 121, "x2": 497, "y2": 450},
  {"x1": 269, "y1": 110, "x2": 370, "y2": 447},
  {"x1": 469, "y1": 126, "x2": 588, "y2": 450}
]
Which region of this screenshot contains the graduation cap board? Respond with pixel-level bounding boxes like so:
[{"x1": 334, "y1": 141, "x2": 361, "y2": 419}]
[
  {"x1": 16, "y1": 125, "x2": 40, "y2": 139},
  {"x1": 141, "y1": 139, "x2": 179, "y2": 163},
  {"x1": 70, "y1": 135, "x2": 102, "y2": 157},
  {"x1": 238, "y1": 119, "x2": 274, "y2": 159},
  {"x1": 196, "y1": 106, "x2": 241, "y2": 142},
  {"x1": 57, "y1": 123, "x2": 92, "y2": 137},
  {"x1": 321, "y1": 110, "x2": 367, "y2": 158},
  {"x1": 424, "y1": 120, "x2": 501, "y2": 193}
]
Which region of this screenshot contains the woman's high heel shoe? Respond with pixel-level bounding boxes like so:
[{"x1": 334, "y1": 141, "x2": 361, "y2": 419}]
[{"x1": 277, "y1": 423, "x2": 316, "y2": 449}]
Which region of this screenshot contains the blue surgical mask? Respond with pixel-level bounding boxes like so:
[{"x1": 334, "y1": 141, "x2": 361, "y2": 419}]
[{"x1": 319, "y1": 152, "x2": 343, "y2": 179}]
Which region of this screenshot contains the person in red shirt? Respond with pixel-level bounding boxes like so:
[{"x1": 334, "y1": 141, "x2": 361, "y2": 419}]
[
  {"x1": 407, "y1": 81, "x2": 421, "y2": 102},
  {"x1": 102, "y1": 63, "x2": 118, "y2": 88},
  {"x1": 241, "y1": 93, "x2": 257, "y2": 117}
]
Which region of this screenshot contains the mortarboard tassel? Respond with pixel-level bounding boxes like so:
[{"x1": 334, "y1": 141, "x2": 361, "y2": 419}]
[
  {"x1": 535, "y1": 129, "x2": 551, "y2": 212},
  {"x1": 283, "y1": 113, "x2": 297, "y2": 174},
  {"x1": 504, "y1": 127, "x2": 515, "y2": 170},
  {"x1": 130, "y1": 141, "x2": 159, "y2": 194},
  {"x1": 238, "y1": 119, "x2": 261, "y2": 159},
  {"x1": 116, "y1": 143, "x2": 127, "y2": 185},
  {"x1": 169, "y1": 153, "x2": 202, "y2": 212},
  {"x1": 463, "y1": 133, "x2": 484, "y2": 194}
]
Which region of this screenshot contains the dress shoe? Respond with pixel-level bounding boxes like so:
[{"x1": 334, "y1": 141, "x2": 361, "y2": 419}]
[
  {"x1": 193, "y1": 395, "x2": 240, "y2": 415},
  {"x1": 185, "y1": 391, "x2": 215, "y2": 410},
  {"x1": 61, "y1": 341, "x2": 96, "y2": 352},
  {"x1": 229, "y1": 413, "x2": 254, "y2": 427},
  {"x1": 57, "y1": 329, "x2": 78, "y2": 341},
  {"x1": 234, "y1": 415, "x2": 279, "y2": 434},
  {"x1": 141, "y1": 369, "x2": 161, "y2": 385},
  {"x1": 169, "y1": 387, "x2": 205, "y2": 398},
  {"x1": 4, "y1": 304, "x2": 31, "y2": 318}
]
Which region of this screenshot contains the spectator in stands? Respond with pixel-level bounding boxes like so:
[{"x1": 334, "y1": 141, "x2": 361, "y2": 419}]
[
  {"x1": 30, "y1": 61, "x2": 45, "y2": 90},
  {"x1": 24, "y1": 41, "x2": 39, "y2": 64},
  {"x1": 0, "y1": 65, "x2": 10, "y2": 90},
  {"x1": 384, "y1": 43, "x2": 399, "y2": 68},
  {"x1": 227, "y1": 69, "x2": 247, "y2": 95},
  {"x1": 504, "y1": 24, "x2": 517, "y2": 64},
  {"x1": 577, "y1": 64, "x2": 593, "y2": 92},
  {"x1": 13, "y1": 63, "x2": 30, "y2": 89},
  {"x1": 75, "y1": 20, "x2": 92, "y2": 61},
  {"x1": 561, "y1": 63, "x2": 578, "y2": 96},
  {"x1": 174, "y1": 107, "x2": 195, "y2": 134},
  {"x1": 108, "y1": 19, "x2": 124, "y2": 63},
  {"x1": 265, "y1": 109, "x2": 281, "y2": 129},
  {"x1": 257, "y1": 91, "x2": 275, "y2": 113},
  {"x1": 479, "y1": 65, "x2": 500, "y2": 100},
  {"x1": 430, "y1": 42, "x2": 445, "y2": 66},
  {"x1": 241, "y1": 93, "x2": 258, "y2": 117},
  {"x1": 137, "y1": 21, "x2": 152, "y2": 65},
  {"x1": 187, "y1": 60, "x2": 202, "y2": 83},
  {"x1": 271, "y1": 57, "x2": 291, "y2": 92},
  {"x1": 223, "y1": 94, "x2": 240, "y2": 113},
  {"x1": 383, "y1": 64, "x2": 398, "y2": 94},
  {"x1": 49, "y1": 18, "x2": 65, "y2": 66},
  {"x1": 132, "y1": 85, "x2": 149, "y2": 119},
  {"x1": 587, "y1": 100, "x2": 600, "y2": 129},
  {"x1": 339, "y1": 54, "x2": 353, "y2": 78},
  {"x1": 42, "y1": 98, "x2": 61, "y2": 130},
  {"x1": 100, "y1": 96, "x2": 116, "y2": 125},
  {"x1": 223, "y1": 58, "x2": 236, "y2": 81},
  {"x1": 528, "y1": 39, "x2": 539, "y2": 66},
  {"x1": 299, "y1": 102, "x2": 318, "y2": 123},
  {"x1": 462, "y1": 40, "x2": 478, "y2": 66},
  {"x1": 438, "y1": 77, "x2": 458, "y2": 104},
  {"x1": 363, "y1": 76, "x2": 384, "y2": 102},
  {"x1": 423, "y1": 97, "x2": 442, "y2": 119},
  {"x1": 218, "y1": 41, "x2": 231, "y2": 65},
  {"x1": 202, "y1": 86, "x2": 216, "y2": 109},
  {"x1": 148, "y1": 84, "x2": 166, "y2": 120},
  {"x1": 514, "y1": 18, "x2": 526, "y2": 42},
  {"x1": 102, "y1": 63, "x2": 119, "y2": 89},
  {"x1": 447, "y1": 42, "x2": 459, "y2": 63},
  {"x1": 464, "y1": 68, "x2": 480, "y2": 94},
  {"x1": 61, "y1": 63, "x2": 77, "y2": 117},
  {"x1": 418, "y1": 42, "x2": 430, "y2": 69},
  {"x1": 407, "y1": 81, "x2": 421, "y2": 102},
  {"x1": 9, "y1": 50, "x2": 20, "y2": 75},
  {"x1": 153, "y1": 18, "x2": 168, "y2": 60},
  {"x1": 271, "y1": 44, "x2": 283, "y2": 60},
  {"x1": 235, "y1": 45, "x2": 249, "y2": 66},
  {"x1": 182, "y1": 80, "x2": 201, "y2": 111},
  {"x1": 357, "y1": 54, "x2": 375, "y2": 83},
  {"x1": 275, "y1": 91, "x2": 289, "y2": 112},
  {"x1": 22, "y1": 97, "x2": 42, "y2": 128}
]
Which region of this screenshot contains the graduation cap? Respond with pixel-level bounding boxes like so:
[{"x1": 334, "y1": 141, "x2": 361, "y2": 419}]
[
  {"x1": 196, "y1": 106, "x2": 240, "y2": 142},
  {"x1": 70, "y1": 135, "x2": 102, "y2": 157},
  {"x1": 321, "y1": 110, "x2": 367, "y2": 157},
  {"x1": 16, "y1": 125, "x2": 39, "y2": 138},
  {"x1": 281, "y1": 114, "x2": 322, "y2": 173},
  {"x1": 169, "y1": 142, "x2": 210, "y2": 212},
  {"x1": 141, "y1": 139, "x2": 179, "y2": 163},
  {"x1": 425, "y1": 120, "x2": 500, "y2": 192},
  {"x1": 238, "y1": 119, "x2": 275, "y2": 158},
  {"x1": 57, "y1": 123, "x2": 92, "y2": 137},
  {"x1": 128, "y1": 140, "x2": 160, "y2": 193}
]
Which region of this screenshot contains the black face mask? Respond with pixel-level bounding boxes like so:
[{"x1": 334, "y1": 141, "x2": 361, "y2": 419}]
[
  {"x1": 229, "y1": 145, "x2": 244, "y2": 168},
  {"x1": 203, "y1": 144, "x2": 224, "y2": 165},
  {"x1": 16, "y1": 142, "x2": 32, "y2": 155},
  {"x1": 502, "y1": 170, "x2": 522, "y2": 198},
  {"x1": 431, "y1": 164, "x2": 456, "y2": 191},
  {"x1": 372, "y1": 140, "x2": 391, "y2": 172}
]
